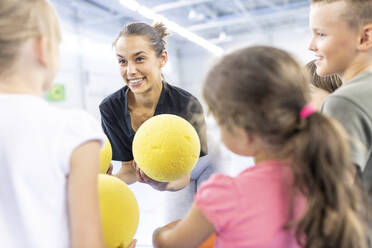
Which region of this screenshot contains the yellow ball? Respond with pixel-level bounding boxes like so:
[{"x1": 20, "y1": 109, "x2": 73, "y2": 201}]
[
  {"x1": 98, "y1": 175, "x2": 139, "y2": 248},
  {"x1": 133, "y1": 114, "x2": 200, "y2": 182},
  {"x1": 99, "y1": 136, "x2": 112, "y2": 174}
]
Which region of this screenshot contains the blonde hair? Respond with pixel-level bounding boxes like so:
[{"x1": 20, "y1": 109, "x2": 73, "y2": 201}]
[
  {"x1": 0, "y1": 0, "x2": 61, "y2": 75},
  {"x1": 311, "y1": 0, "x2": 372, "y2": 28}
]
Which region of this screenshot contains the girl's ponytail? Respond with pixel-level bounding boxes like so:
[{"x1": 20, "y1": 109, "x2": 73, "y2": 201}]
[{"x1": 291, "y1": 112, "x2": 370, "y2": 248}]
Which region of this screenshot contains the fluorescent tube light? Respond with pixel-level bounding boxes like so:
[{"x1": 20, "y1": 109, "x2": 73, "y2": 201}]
[{"x1": 118, "y1": 0, "x2": 223, "y2": 56}]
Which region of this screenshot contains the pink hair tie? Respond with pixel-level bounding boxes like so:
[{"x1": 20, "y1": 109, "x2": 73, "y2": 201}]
[{"x1": 300, "y1": 104, "x2": 317, "y2": 119}]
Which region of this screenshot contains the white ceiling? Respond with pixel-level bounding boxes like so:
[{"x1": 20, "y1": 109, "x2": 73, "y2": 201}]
[{"x1": 50, "y1": 0, "x2": 310, "y2": 46}]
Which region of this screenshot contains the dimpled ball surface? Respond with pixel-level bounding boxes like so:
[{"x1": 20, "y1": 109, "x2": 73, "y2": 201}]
[
  {"x1": 98, "y1": 174, "x2": 139, "y2": 248},
  {"x1": 133, "y1": 114, "x2": 200, "y2": 182}
]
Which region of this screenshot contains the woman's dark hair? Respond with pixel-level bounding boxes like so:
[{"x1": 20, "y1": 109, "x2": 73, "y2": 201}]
[
  {"x1": 306, "y1": 60, "x2": 342, "y2": 93},
  {"x1": 203, "y1": 46, "x2": 370, "y2": 248},
  {"x1": 113, "y1": 22, "x2": 169, "y2": 57}
]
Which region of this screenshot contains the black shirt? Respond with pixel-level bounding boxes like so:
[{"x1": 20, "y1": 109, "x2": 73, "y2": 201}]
[{"x1": 99, "y1": 82, "x2": 208, "y2": 162}]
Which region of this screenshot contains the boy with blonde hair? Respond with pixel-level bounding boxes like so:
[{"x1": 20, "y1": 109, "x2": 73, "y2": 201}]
[{"x1": 309, "y1": 0, "x2": 372, "y2": 197}]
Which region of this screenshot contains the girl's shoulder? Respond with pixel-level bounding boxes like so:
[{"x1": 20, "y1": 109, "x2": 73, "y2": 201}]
[
  {"x1": 195, "y1": 173, "x2": 236, "y2": 205},
  {"x1": 238, "y1": 160, "x2": 291, "y2": 179}
]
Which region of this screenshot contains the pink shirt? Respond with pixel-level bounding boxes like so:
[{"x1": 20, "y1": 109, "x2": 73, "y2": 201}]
[{"x1": 194, "y1": 160, "x2": 306, "y2": 248}]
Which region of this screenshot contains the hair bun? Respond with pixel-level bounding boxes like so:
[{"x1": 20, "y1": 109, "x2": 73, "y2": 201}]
[{"x1": 152, "y1": 22, "x2": 169, "y2": 40}]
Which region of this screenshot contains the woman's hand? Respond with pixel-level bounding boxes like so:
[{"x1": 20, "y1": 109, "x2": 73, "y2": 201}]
[
  {"x1": 106, "y1": 163, "x2": 113, "y2": 175},
  {"x1": 133, "y1": 161, "x2": 169, "y2": 191}
]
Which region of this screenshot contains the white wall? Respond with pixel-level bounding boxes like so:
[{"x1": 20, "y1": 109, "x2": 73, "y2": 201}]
[{"x1": 177, "y1": 25, "x2": 315, "y2": 96}]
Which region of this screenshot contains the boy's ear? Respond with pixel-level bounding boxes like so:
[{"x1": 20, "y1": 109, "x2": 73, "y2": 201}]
[{"x1": 358, "y1": 24, "x2": 372, "y2": 51}]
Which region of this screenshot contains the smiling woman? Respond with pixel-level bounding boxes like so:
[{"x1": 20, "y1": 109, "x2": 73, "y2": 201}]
[
  {"x1": 115, "y1": 32, "x2": 164, "y2": 96},
  {"x1": 99, "y1": 22, "x2": 213, "y2": 221}
]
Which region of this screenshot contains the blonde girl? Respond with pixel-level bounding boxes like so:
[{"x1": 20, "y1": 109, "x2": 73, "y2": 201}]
[{"x1": 0, "y1": 1, "x2": 106, "y2": 247}]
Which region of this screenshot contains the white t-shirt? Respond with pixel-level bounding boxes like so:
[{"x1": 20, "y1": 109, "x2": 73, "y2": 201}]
[{"x1": 0, "y1": 94, "x2": 105, "y2": 248}]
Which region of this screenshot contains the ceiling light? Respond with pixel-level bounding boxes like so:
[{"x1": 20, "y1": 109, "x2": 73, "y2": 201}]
[
  {"x1": 218, "y1": 31, "x2": 227, "y2": 40},
  {"x1": 188, "y1": 9, "x2": 197, "y2": 19},
  {"x1": 118, "y1": 0, "x2": 223, "y2": 56}
]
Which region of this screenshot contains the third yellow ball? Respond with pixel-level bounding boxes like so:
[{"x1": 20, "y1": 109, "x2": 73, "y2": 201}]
[{"x1": 99, "y1": 136, "x2": 112, "y2": 174}]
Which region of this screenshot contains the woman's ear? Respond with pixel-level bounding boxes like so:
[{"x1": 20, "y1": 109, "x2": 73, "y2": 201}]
[{"x1": 160, "y1": 50, "x2": 168, "y2": 67}]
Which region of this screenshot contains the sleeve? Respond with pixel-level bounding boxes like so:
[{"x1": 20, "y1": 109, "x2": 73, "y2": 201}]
[
  {"x1": 194, "y1": 174, "x2": 238, "y2": 233},
  {"x1": 322, "y1": 95, "x2": 372, "y2": 171},
  {"x1": 99, "y1": 102, "x2": 133, "y2": 162},
  {"x1": 186, "y1": 97, "x2": 208, "y2": 157},
  {"x1": 59, "y1": 110, "x2": 105, "y2": 174}
]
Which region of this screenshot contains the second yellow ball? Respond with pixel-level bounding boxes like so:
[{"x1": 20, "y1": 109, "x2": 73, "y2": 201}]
[{"x1": 133, "y1": 114, "x2": 200, "y2": 182}]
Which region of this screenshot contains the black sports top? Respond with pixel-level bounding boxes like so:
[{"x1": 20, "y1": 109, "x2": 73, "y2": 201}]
[{"x1": 99, "y1": 82, "x2": 207, "y2": 162}]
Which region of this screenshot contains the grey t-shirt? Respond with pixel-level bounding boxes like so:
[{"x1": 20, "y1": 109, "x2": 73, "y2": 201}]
[{"x1": 322, "y1": 71, "x2": 372, "y2": 196}]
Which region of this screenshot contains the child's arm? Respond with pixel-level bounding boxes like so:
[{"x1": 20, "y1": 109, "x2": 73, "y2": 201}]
[
  {"x1": 68, "y1": 140, "x2": 105, "y2": 248},
  {"x1": 153, "y1": 203, "x2": 215, "y2": 248}
]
